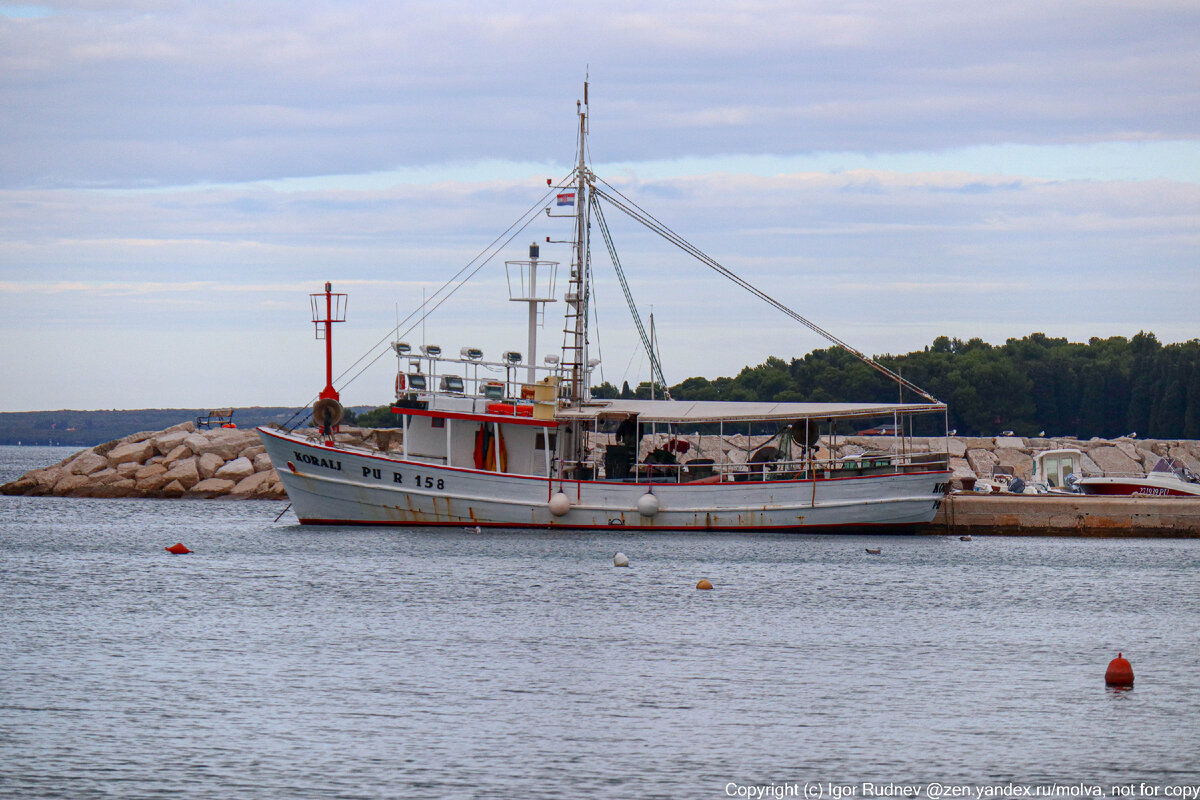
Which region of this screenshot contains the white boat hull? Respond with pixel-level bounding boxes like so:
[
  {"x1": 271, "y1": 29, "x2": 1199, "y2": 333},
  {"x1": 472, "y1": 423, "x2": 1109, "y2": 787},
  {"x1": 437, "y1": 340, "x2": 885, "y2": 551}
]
[{"x1": 260, "y1": 427, "x2": 950, "y2": 532}]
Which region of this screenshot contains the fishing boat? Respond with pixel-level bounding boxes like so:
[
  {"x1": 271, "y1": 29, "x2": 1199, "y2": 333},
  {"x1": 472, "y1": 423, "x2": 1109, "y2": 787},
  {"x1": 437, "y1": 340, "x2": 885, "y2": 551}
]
[{"x1": 258, "y1": 86, "x2": 952, "y2": 531}]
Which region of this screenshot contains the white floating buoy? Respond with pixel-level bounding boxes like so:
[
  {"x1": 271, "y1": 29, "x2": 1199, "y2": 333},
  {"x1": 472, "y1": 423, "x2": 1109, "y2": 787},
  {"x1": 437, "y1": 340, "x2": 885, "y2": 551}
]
[
  {"x1": 636, "y1": 492, "x2": 660, "y2": 517},
  {"x1": 548, "y1": 492, "x2": 571, "y2": 517},
  {"x1": 613, "y1": 552, "x2": 630, "y2": 567}
]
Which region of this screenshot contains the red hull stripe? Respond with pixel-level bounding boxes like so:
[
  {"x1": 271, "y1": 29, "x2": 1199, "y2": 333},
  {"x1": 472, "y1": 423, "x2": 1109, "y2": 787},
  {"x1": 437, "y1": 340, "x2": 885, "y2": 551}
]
[{"x1": 295, "y1": 518, "x2": 930, "y2": 533}]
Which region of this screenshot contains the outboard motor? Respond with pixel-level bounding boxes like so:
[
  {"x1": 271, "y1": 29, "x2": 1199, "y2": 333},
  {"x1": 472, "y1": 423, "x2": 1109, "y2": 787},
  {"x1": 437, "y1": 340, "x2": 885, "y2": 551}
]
[{"x1": 1008, "y1": 476, "x2": 1026, "y2": 494}]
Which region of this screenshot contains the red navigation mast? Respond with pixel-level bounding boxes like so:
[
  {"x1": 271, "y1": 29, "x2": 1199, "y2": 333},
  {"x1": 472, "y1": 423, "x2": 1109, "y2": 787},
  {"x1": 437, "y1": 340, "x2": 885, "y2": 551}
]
[{"x1": 310, "y1": 282, "x2": 347, "y2": 435}]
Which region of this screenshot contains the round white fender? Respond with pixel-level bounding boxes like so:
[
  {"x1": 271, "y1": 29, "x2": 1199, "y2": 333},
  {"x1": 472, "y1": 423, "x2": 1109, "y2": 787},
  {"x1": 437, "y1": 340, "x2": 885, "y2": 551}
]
[
  {"x1": 549, "y1": 492, "x2": 571, "y2": 517},
  {"x1": 636, "y1": 493, "x2": 660, "y2": 517}
]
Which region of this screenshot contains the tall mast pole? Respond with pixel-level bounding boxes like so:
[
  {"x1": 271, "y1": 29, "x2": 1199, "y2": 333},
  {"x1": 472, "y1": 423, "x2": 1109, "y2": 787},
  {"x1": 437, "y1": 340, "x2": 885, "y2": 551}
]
[{"x1": 566, "y1": 86, "x2": 590, "y2": 406}]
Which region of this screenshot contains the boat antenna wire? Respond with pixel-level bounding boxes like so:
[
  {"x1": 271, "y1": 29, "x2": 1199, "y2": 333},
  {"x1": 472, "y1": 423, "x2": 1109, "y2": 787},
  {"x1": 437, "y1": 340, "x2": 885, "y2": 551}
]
[
  {"x1": 278, "y1": 180, "x2": 568, "y2": 431},
  {"x1": 591, "y1": 194, "x2": 671, "y2": 398},
  {"x1": 589, "y1": 176, "x2": 939, "y2": 404}
]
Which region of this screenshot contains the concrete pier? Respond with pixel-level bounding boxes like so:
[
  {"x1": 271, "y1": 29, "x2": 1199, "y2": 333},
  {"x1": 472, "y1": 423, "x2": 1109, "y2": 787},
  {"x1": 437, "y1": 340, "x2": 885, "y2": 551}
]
[{"x1": 919, "y1": 493, "x2": 1200, "y2": 536}]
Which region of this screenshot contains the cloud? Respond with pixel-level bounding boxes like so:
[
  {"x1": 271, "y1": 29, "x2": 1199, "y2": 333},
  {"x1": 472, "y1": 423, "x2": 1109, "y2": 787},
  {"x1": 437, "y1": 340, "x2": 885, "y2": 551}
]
[{"x1": 2, "y1": 0, "x2": 1198, "y2": 188}]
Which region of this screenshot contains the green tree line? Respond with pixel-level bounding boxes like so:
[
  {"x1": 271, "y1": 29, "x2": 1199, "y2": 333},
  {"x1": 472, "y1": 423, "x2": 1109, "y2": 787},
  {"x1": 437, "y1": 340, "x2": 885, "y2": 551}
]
[{"x1": 592, "y1": 332, "x2": 1200, "y2": 439}]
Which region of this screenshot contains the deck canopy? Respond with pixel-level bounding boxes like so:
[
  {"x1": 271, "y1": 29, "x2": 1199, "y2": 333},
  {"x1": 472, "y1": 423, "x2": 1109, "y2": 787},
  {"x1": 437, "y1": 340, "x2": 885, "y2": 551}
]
[{"x1": 555, "y1": 399, "x2": 946, "y2": 424}]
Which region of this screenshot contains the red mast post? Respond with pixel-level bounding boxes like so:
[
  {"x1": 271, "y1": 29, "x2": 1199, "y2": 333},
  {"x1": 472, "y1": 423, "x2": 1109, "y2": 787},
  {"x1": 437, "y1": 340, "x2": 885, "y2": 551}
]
[
  {"x1": 310, "y1": 282, "x2": 348, "y2": 400},
  {"x1": 310, "y1": 283, "x2": 347, "y2": 437}
]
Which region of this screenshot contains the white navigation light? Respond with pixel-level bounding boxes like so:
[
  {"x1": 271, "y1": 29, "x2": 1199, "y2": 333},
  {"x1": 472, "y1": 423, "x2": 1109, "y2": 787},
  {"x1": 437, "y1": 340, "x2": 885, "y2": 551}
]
[
  {"x1": 503, "y1": 351, "x2": 523, "y2": 364},
  {"x1": 544, "y1": 354, "x2": 560, "y2": 365},
  {"x1": 587, "y1": 358, "x2": 601, "y2": 368},
  {"x1": 393, "y1": 341, "x2": 412, "y2": 355},
  {"x1": 421, "y1": 344, "x2": 442, "y2": 357},
  {"x1": 461, "y1": 347, "x2": 484, "y2": 360}
]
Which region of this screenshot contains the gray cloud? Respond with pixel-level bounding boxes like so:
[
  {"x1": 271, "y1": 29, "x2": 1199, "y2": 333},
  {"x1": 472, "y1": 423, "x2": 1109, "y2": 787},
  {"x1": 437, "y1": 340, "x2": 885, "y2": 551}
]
[{"x1": 2, "y1": 0, "x2": 1197, "y2": 187}]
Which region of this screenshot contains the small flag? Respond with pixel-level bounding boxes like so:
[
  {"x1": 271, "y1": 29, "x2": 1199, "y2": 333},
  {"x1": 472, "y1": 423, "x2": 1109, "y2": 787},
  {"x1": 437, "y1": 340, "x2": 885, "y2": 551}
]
[{"x1": 557, "y1": 192, "x2": 575, "y2": 207}]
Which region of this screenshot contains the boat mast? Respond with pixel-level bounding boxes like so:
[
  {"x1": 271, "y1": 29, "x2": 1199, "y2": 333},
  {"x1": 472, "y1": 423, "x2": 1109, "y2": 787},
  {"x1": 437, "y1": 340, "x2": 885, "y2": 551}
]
[{"x1": 564, "y1": 84, "x2": 590, "y2": 406}]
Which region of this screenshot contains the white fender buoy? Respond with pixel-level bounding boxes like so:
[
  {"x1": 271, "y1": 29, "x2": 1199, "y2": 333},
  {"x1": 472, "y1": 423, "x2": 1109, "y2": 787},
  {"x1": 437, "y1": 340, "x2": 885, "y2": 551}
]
[
  {"x1": 636, "y1": 493, "x2": 660, "y2": 517},
  {"x1": 613, "y1": 552, "x2": 630, "y2": 567},
  {"x1": 549, "y1": 492, "x2": 571, "y2": 517}
]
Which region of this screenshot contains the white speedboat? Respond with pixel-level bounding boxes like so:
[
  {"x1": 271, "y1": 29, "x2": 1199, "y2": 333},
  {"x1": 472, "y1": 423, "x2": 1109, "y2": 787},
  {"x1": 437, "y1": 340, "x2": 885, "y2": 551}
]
[
  {"x1": 259, "y1": 86, "x2": 951, "y2": 531},
  {"x1": 1077, "y1": 457, "x2": 1200, "y2": 497}
]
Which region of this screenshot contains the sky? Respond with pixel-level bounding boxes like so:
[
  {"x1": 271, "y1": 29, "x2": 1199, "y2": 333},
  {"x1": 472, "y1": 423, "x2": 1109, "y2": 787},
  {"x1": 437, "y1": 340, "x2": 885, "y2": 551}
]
[{"x1": 1, "y1": 0, "x2": 1198, "y2": 412}]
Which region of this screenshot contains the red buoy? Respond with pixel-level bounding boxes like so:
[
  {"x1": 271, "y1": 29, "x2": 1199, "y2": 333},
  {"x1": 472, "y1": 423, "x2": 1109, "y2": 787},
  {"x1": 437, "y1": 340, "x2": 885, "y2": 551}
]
[
  {"x1": 165, "y1": 543, "x2": 192, "y2": 555},
  {"x1": 1105, "y1": 652, "x2": 1134, "y2": 686}
]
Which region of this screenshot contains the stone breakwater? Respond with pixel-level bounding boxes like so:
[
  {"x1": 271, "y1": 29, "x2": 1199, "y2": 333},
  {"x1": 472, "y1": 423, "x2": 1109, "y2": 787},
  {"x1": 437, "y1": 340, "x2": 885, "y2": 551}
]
[{"x1": 1, "y1": 422, "x2": 401, "y2": 500}]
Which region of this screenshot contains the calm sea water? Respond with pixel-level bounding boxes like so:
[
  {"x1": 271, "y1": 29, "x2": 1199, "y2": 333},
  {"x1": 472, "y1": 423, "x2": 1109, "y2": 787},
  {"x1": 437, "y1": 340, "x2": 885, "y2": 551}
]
[{"x1": 2, "y1": 445, "x2": 1199, "y2": 799}]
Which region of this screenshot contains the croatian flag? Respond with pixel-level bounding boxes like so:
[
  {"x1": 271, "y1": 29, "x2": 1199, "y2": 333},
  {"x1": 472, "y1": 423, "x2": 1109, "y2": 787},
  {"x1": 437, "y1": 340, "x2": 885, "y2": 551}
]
[{"x1": 557, "y1": 192, "x2": 575, "y2": 207}]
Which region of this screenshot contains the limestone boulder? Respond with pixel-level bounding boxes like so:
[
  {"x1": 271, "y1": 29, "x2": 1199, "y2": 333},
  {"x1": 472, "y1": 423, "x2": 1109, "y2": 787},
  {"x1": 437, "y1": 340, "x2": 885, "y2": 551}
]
[
  {"x1": 252, "y1": 453, "x2": 274, "y2": 473},
  {"x1": 163, "y1": 421, "x2": 196, "y2": 434},
  {"x1": 1088, "y1": 446, "x2": 1142, "y2": 476},
  {"x1": 162, "y1": 458, "x2": 201, "y2": 490},
  {"x1": 994, "y1": 436, "x2": 1026, "y2": 449},
  {"x1": 54, "y1": 473, "x2": 94, "y2": 495},
  {"x1": 996, "y1": 449, "x2": 1035, "y2": 481},
  {"x1": 216, "y1": 457, "x2": 255, "y2": 482},
  {"x1": 29, "y1": 466, "x2": 65, "y2": 493},
  {"x1": 91, "y1": 476, "x2": 137, "y2": 498},
  {"x1": 160, "y1": 479, "x2": 186, "y2": 498},
  {"x1": 368, "y1": 429, "x2": 404, "y2": 452},
  {"x1": 135, "y1": 462, "x2": 167, "y2": 481},
  {"x1": 135, "y1": 467, "x2": 175, "y2": 493},
  {"x1": 183, "y1": 433, "x2": 210, "y2": 454},
  {"x1": 1114, "y1": 441, "x2": 1140, "y2": 461},
  {"x1": 190, "y1": 430, "x2": 258, "y2": 461},
  {"x1": 67, "y1": 451, "x2": 110, "y2": 476},
  {"x1": 187, "y1": 478, "x2": 235, "y2": 498},
  {"x1": 239, "y1": 444, "x2": 265, "y2": 461},
  {"x1": 153, "y1": 430, "x2": 191, "y2": 456},
  {"x1": 162, "y1": 444, "x2": 191, "y2": 467},
  {"x1": 107, "y1": 440, "x2": 155, "y2": 466},
  {"x1": 949, "y1": 457, "x2": 976, "y2": 480},
  {"x1": 946, "y1": 438, "x2": 967, "y2": 458},
  {"x1": 959, "y1": 437, "x2": 993, "y2": 451},
  {"x1": 230, "y1": 471, "x2": 273, "y2": 496},
  {"x1": 1168, "y1": 447, "x2": 1200, "y2": 474},
  {"x1": 1078, "y1": 452, "x2": 1102, "y2": 477},
  {"x1": 197, "y1": 452, "x2": 225, "y2": 479},
  {"x1": 116, "y1": 462, "x2": 141, "y2": 478},
  {"x1": 966, "y1": 448, "x2": 999, "y2": 477}
]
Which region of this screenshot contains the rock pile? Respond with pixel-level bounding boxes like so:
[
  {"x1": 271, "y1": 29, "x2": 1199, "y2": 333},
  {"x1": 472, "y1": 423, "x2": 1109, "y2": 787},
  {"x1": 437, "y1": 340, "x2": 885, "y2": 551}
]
[{"x1": 1, "y1": 423, "x2": 404, "y2": 500}]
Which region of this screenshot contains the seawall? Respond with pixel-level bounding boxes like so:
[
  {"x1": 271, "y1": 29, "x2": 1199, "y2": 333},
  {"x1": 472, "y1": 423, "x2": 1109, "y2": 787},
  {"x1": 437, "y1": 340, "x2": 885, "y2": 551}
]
[{"x1": 921, "y1": 494, "x2": 1200, "y2": 537}]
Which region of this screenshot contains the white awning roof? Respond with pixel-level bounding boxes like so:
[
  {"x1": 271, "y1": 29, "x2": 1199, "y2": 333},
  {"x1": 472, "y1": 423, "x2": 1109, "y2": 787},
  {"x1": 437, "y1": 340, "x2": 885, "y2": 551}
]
[{"x1": 555, "y1": 399, "x2": 945, "y2": 424}]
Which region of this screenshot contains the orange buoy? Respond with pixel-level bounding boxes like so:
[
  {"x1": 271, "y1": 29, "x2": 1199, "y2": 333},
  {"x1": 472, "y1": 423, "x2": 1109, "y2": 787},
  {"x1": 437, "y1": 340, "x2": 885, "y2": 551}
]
[
  {"x1": 696, "y1": 579, "x2": 713, "y2": 590},
  {"x1": 1105, "y1": 652, "x2": 1134, "y2": 686},
  {"x1": 165, "y1": 543, "x2": 192, "y2": 555}
]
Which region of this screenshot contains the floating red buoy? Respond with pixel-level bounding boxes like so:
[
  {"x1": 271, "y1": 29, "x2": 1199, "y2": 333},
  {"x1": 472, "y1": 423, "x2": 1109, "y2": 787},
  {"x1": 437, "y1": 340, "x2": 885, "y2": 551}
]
[
  {"x1": 1105, "y1": 652, "x2": 1134, "y2": 686},
  {"x1": 165, "y1": 543, "x2": 192, "y2": 555}
]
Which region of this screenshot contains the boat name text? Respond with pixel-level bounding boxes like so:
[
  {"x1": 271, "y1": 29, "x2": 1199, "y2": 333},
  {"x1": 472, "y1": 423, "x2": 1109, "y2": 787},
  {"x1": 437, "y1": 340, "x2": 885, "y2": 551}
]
[{"x1": 293, "y1": 451, "x2": 342, "y2": 471}]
